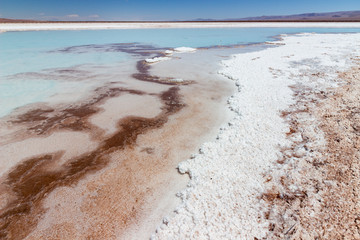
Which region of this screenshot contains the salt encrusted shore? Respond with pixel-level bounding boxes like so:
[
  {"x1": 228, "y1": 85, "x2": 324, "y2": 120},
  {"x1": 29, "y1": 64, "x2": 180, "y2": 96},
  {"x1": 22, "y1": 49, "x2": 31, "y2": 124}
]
[
  {"x1": 1, "y1": 22, "x2": 360, "y2": 32},
  {"x1": 153, "y1": 33, "x2": 360, "y2": 239}
]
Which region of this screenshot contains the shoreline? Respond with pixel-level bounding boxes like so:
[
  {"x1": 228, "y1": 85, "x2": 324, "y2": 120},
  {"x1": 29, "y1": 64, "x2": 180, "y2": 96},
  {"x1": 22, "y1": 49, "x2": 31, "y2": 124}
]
[
  {"x1": 153, "y1": 32, "x2": 360, "y2": 239},
  {"x1": 1, "y1": 22, "x2": 360, "y2": 32}
]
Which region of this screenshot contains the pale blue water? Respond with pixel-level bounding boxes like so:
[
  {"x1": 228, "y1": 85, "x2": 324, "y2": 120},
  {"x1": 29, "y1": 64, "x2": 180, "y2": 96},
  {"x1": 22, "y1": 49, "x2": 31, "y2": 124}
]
[{"x1": 1, "y1": 27, "x2": 360, "y2": 117}]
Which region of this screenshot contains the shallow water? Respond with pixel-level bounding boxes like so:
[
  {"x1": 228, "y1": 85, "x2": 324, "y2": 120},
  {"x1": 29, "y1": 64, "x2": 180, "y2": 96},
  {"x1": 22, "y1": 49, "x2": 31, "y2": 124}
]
[
  {"x1": 1, "y1": 27, "x2": 360, "y2": 117},
  {"x1": 0, "y1": 33, "x2": 243, "y2": 240}
]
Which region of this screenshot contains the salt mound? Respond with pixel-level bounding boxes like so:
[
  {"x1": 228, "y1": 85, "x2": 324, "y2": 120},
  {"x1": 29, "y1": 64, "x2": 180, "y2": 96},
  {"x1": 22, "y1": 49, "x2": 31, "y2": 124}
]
[
  {"x1": 164, "y1": 50, "x2": 174, "y2": 55},
  {"x1": 145, "y1": 57, "x2": 170, "y2": 63},
  {"x1": 169, "y1": 78, "x2": 184, "y2": 83},
  {"x1": 174, "y1": 47, "x2": 197, "y2": 53}
]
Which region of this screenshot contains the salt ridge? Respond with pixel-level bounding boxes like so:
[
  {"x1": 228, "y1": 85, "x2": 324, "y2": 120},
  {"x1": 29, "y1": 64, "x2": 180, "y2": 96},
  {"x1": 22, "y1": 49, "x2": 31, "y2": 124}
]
[
  {"x1": 145, "y1": 57, "x2": 171, "y2": 63},
  {"x1": 174, "y1": 47, "x2": 197, "y2": 53},
  {"x1": 1, "y1": 22, "x2": 360, "y2": 32},
  {"x1": 152, "y1": 32, "x2": 360, "y2": 239},
  {"x1": 144, "y1": 47, "x2": 197, "y2": 64}
]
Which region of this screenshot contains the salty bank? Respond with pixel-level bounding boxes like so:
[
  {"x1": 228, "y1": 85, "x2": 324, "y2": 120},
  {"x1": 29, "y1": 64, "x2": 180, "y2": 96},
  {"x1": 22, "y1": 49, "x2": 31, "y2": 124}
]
[
  {"x1": 153, "y1": 33, "x2": 360, "y2": 239},
  {"x1": 1, "y1": 22, "x2": 360, "y2": 32}
]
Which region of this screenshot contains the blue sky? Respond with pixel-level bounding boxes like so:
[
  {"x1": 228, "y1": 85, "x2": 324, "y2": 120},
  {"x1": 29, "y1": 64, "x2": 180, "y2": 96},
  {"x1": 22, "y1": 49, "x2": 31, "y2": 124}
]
[{"x1": 0, "y1": 0, "x2": 359, "y2": 21}]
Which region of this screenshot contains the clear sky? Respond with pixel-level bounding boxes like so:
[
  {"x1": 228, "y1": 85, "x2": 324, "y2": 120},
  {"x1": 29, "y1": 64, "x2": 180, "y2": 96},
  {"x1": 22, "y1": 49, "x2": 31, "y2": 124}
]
[{"x1": 0, "y1": 0, "x2": 359, "y2": 21}]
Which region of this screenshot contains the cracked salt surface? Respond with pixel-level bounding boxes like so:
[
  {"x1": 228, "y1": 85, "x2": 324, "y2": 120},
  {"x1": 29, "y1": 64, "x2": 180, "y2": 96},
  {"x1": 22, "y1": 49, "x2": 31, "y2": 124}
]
[{"x1": 153, "y1": 32, "x2": 360, "y2": 239}]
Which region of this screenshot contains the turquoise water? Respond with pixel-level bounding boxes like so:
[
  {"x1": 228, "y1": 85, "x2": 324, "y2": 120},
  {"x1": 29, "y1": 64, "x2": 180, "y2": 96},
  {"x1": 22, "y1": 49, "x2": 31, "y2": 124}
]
[
  {"x1": 2, "y1": 27, "x2": 360, "y2": 76},
  {"x1": 0, "y1": 78, "x2": 57, "y2": 114},
  {"x1": 1, "y1": 27, "x2": 360, "y2": 117}
]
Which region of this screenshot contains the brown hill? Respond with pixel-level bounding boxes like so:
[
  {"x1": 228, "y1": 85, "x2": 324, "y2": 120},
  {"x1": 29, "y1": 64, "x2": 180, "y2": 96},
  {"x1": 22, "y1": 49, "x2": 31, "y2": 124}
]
[
  {"x1": 237, "y1": 10, "x2": 360, "y2": 21},
  {"x1": 0, "y1": 18, "x2": 42, "y2": 23}
]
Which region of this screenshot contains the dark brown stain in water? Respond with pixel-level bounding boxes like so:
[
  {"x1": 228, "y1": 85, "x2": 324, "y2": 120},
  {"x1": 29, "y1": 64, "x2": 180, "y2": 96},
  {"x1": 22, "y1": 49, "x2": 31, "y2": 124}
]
[
  {"x1": 132, "y1": 60, "x2": 193, "y2": 86},
  {"x1": 11, "y1": 87, "x2": 146, "y2": 135},
  {"x1": 52, "y1": 43, "x2": 168, "y2": 58},
  {"x1": 10, "y1": 54, "x2": 190, "y2": 135},
  {"x1": 0, "y1": 87, "x2": 184, "y2": 240},
  {"x1": 12, "y1": 108, "x2": 55, "y2": 123},
  {"x1": 62, "y1": 43, "x2": 191, "y2": 86}
]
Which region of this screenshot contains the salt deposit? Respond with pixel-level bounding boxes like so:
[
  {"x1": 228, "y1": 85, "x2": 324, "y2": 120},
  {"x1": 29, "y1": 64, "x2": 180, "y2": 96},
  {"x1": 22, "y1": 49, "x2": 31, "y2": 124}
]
[
  {"x1": 174, "y1": 47, "x2": 197, "y2": 53},
  {"x1": 1, "y1": 22, "x2": 360, "y2": 32},
  {"x1": 153, "y1": 33, "x2": 360, "y2": 239},
  {"x1": 169, "y1": 78, "x2": 184, "y2": 83},
  {"x1": 145, "y1": 57, "x2": 171, "y2": 63},
  {"x1": 164, "y1": 50, "x2": 174, "y2": 55},
  {"x1": 145, "y1": 48, "x2": 197, "y2": 64}
]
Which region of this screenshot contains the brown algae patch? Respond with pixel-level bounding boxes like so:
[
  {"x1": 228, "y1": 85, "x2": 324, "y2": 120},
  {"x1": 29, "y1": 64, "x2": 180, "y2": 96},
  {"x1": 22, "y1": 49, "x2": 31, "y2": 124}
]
[
  {"x1": 10, "y1": 87, "x2": 146, "y2": 136},
  {"x1": 89, "y1": 94, "x2": 164, "y2": 136},
  {"x1": 133, "y1": 60, "x2": 194, "y2": 85},
  {"x1": 0, "y1": 86, "x2": 184, "y2": 239}
]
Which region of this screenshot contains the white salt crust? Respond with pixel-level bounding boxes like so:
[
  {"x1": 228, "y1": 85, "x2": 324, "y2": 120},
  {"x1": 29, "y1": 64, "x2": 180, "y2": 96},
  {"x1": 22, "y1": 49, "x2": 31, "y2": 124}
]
[
  {"x1": 1, "y1": 22, "x2": 360, "y2": 32},
  {"x1": 164, "y1": 50, "x2": 174, "y2": 55},
  {"x1": 145, "y1": 47, "x2": 197, "y2": 63},
  {"x1": 174, "y1": 47, "x2": 197, "y2": 53},
  {"x1": 152, "y1": 33, "x2": 360, "y2": 239},
  {"x1": 169, "y1": 78, "x2": 184, "y2": 83},
  {"x1": 145, "y1": 57, "x2": 171, "y2": 63}
]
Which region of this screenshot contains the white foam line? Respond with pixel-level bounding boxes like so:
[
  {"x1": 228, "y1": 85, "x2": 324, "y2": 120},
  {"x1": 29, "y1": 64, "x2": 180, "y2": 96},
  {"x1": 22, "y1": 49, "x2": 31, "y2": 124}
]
[
  {"x1": 1, "y1": 22, "x2": 360, "y2": 32},
  {"x1": 152, "y1": 32, "x2": 360, "y2": 239}
]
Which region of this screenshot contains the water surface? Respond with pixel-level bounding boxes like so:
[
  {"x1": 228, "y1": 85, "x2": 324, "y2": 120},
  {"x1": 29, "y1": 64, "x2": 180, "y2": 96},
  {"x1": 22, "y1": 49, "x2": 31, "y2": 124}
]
[{"x1": 1, "y1": 27, "x2": 360, "y2": 117}]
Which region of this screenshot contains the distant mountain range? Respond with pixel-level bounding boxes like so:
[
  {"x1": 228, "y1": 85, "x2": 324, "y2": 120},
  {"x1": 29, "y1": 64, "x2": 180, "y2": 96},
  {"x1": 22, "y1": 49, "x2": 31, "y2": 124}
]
[
  {"x1": 238, "y1": 10, "x2": 360, "y2": 21},
  {"x1": 0, "y1": 18, "x2": 39, "y2": 23},
  {"x1": 193, "y1": 10, "x2": 360, "y2": 22},
  {"x1": 1, "y1": 10, "x2": 360, "y2": 23}
]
